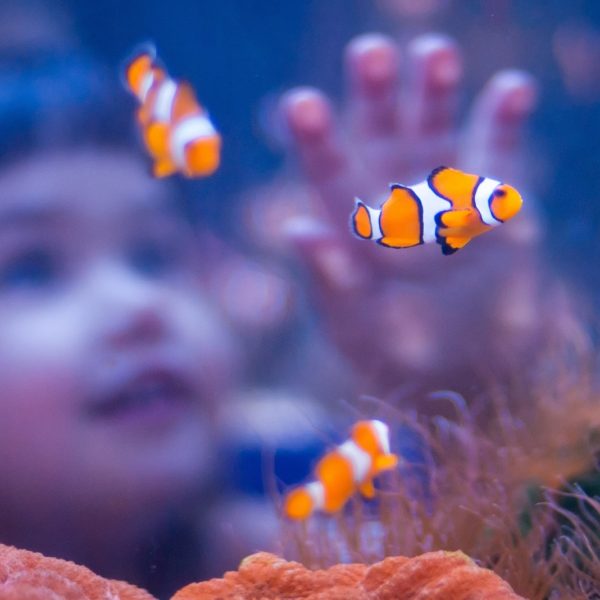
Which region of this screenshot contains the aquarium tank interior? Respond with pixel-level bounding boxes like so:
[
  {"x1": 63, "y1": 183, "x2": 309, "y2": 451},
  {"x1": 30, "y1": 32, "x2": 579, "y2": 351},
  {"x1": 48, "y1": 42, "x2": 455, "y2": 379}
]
[{"x1": 0, "y1": 1, "x2": 599, "y2": 598}]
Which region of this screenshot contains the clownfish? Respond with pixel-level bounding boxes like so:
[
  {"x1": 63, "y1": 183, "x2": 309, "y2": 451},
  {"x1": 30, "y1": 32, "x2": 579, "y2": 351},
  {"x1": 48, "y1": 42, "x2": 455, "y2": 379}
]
[
  {"x1": 283, "y1": 419, "x2": 399, "y2": 521},
  {"x1": 123, "y1": 44, "x2": 221, "y2": 178},
  {"x1": 351, "y1": 167, "x2": 523, "y2": 254}
]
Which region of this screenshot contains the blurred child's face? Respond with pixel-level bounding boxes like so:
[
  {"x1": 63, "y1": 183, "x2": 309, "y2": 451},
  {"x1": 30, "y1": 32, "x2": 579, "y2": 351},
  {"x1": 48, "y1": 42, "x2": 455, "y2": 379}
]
[{"x1": 0, "y1": 149, "x2": 233, "y2": 519}]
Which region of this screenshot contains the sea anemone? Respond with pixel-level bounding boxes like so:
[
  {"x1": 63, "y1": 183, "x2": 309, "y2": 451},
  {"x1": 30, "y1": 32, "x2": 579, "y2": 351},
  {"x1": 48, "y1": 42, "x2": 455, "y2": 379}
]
[{"x1": 278, "y1": 342, "x2": 600, "y2": 599}]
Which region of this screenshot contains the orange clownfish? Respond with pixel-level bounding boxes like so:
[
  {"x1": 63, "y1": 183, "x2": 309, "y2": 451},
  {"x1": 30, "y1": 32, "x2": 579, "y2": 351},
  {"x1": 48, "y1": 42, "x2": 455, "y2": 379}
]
[
  {"x1": 123, "y1": 44, "x2": 221, "y2": 178},
  {"x1": 351, "y1": 166, "x2": 523, "y2": 254},
  {"x1": 283, "y1": 419, "x2": 399, "y2": 521}
]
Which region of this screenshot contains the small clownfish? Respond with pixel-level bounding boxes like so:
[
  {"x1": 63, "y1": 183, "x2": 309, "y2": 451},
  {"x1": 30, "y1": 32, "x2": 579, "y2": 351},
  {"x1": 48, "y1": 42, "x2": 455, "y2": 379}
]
[
  {"x1": 351, "y1": 166, "x2": 523, "y2": 254},
  {"x1": 122, "y1": 44, "x2": 221, "y2": 178},
  {"x1": 283, "y1": 419, "x2": 399, "y2": 521}
]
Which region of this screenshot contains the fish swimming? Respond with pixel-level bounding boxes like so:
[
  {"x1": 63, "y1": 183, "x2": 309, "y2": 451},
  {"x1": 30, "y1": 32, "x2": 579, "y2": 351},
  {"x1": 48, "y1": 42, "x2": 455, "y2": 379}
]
[
  {"x1": 283, "y1": 419, "x2": 399, "y2": 520},
  {"x1": 351, "y1": 167, "x2": 523, "y2": 254},
  {"x1": 123, "y1": 44, "x2": 221, "y2": 178}
]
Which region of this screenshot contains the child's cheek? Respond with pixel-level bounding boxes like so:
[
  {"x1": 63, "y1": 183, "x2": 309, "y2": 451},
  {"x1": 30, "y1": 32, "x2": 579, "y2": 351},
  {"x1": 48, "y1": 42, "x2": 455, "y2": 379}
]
[
  {"x1": 0, "y1": 299, "x2": 90, "y2": 499},
  {"x1": 0, "y1": 297, "x2": 89, "y2": 382},
  {"x1": 171, "y1": 291, "x2": 240, "y2": 398}
]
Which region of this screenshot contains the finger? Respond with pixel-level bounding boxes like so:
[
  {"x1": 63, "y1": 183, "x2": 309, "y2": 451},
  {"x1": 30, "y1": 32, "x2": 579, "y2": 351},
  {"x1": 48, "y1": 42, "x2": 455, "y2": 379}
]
[
  {"x1": 280, "y1": 87, "x2": 347, "y2": 186},
  {"x1": 462, "y1": 69, "x2": 538, "y2": 177},
  {"x1": 208, "y1": 254, "x2": 295, "y2": 333},
  {"x1": 240, "y1": 180, "x2": 322, "y2": 254},
  {"x1": 345, "y1": 33, "x2": 401, "y2": 138},
  {"x1": 404, "y1": 34, "x2": 463, "y2": 142},
  {"x1": 282, "y1": 217, "x2": 368, "y2": 294}
]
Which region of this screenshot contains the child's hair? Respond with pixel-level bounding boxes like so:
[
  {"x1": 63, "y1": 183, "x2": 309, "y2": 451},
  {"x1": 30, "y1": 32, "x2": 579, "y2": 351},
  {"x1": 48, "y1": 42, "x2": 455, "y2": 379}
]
[
  {"x1": 0, "y1": 48, "x2": 203, "y2": 224},
  {"x1": 0, "y1": 48, "x2": 137, "y2": 168}
]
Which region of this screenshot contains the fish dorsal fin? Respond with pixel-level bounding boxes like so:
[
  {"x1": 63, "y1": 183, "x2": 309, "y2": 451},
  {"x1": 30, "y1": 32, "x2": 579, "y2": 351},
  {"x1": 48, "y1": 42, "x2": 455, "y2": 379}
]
[
  {"x1": 428, "y1": 165, "x2": 461, "y2": 185},
  {"x1": 428, "y1": 166, "x2": 479, "y2": 210},
  {"x1": 172, "y1": 82, "x2": 201, "y2": 121},
  {"x1": 122, "y1": 43, "x2": 157, "y2": 97}
]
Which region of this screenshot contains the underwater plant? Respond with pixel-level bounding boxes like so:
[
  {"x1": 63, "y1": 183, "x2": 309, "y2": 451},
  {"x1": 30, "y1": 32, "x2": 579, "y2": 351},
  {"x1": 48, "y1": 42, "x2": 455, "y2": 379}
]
[
  {"x1": 1, "y1": 353, "x2": 599, "y2": 597},
  {"x1": 278, "y1": 343, "x2": 600, "y2": 599},
  {"x1": 0, "y1": 293, "x2": 597, "y2": 598}
]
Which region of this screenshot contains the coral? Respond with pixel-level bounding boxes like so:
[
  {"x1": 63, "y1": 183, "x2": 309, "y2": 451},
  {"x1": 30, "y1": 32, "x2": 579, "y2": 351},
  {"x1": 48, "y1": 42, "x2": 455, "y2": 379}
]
[
  {"x1": 171, "y1": 550, "x2": 523, "y2": 599},
  {"x1": 0, "y1": 543, "x2": 156, "y2": 600}
]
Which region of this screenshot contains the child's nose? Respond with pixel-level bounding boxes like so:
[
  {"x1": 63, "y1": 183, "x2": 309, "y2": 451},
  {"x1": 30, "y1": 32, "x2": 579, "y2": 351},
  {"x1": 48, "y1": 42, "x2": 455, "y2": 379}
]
[{"x1": 90, "y1": 262, "x2": 169, "y2": 348}]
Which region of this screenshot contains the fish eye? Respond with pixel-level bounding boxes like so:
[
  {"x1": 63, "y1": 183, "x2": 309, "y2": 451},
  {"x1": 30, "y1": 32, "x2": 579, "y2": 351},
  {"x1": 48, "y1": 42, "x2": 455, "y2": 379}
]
[{"x1": 490, "y1": 184, "x2": 522, "y2": 222}]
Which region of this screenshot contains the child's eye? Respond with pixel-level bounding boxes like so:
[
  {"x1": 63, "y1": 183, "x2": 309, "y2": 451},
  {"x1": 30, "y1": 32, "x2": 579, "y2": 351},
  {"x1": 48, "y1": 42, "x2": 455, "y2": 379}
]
[
  {"x1": 0, "y1": 248, "x2": 60, "y2": 289},
  {"x1": 129, "y1": 239, "x2": 178, "y2": 277}
]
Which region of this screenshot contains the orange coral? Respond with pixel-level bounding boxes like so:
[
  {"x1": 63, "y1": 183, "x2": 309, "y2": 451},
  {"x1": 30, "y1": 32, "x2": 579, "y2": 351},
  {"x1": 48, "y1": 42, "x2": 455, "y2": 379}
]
[
  {"x1": 171, "y1": 551, "x2": 524, "y2": 599},
  {"x1": 0, "y1": 543, "x2": 156, "y2": 600}
]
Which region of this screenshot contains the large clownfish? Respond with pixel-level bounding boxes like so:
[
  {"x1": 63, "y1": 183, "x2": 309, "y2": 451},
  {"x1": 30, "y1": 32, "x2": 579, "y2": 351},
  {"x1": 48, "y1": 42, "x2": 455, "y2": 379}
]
[
  {"x1": 123, "y1": 44, "x2": 221, "y2": 178},
  {"x1": 351, "y1": 167, "x2": 523, "y2": 254},
  {"x1": 283, "y1": 419, "x2": 399, "y2": 521}
]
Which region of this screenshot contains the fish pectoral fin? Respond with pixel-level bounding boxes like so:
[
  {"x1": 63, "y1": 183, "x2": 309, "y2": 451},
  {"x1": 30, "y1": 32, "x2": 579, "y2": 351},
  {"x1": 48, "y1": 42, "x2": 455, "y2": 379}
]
[
  {"x1": 435, "y1": 209, "x2": 476, "y2": 254},
  {"x1": 428, "y1": 166, "x2": 480, "y2": 203},
  {"x1": 436, "y1": 208, "x2": 475, "y2": 229},
  {"x1": 428, "y1": 165, "x2": 457, "y2": 179},
  {"x1": 358, "y1": 480, "x2": 376, "y2": 499},
  {"x1": 438, "y1": 235, "x2": 472, "y2": 255},
  {"x1": 374, "y1": 453, "x2": 399, "y2": 472},
  {"x1": 152, "y1": 158, "x2": 178, "y2": 178}
]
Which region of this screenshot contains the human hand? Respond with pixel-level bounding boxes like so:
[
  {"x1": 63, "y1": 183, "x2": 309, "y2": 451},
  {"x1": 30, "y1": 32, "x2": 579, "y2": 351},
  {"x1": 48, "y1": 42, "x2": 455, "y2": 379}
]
[{"x1": 244, "y1": 33, "x2": 561, "y2": 398}]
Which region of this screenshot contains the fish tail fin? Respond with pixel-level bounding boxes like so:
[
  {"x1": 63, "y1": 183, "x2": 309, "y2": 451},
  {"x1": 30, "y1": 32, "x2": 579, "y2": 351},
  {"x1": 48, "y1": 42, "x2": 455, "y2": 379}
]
[
  {"x1": 184, "y1": 135, "x2": 222, "y2": 177},
  {"x1": 121, "y1": 41, "x2": 158, "y2": 97},
  {"x1": 283, "y1": 486, "x2": 316, "y2": 520},
  {"x1": 351, "y1": 198, "x2": 374, "y2": 240}
]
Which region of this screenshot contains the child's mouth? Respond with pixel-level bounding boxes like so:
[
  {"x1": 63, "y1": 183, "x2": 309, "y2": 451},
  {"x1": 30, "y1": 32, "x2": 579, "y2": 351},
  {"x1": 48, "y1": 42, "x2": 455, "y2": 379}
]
[{"x1": 87, "y1": 367, "x2": 194, "y2": 422}]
